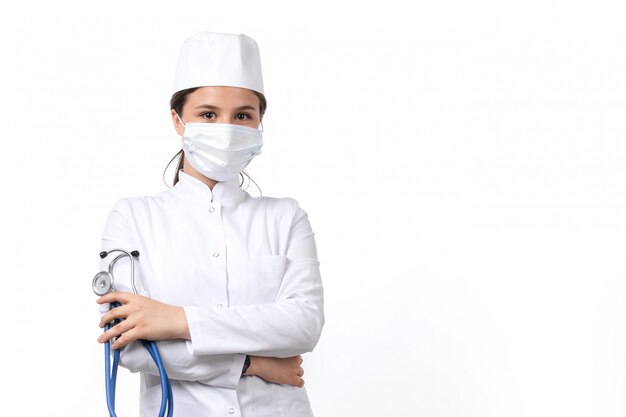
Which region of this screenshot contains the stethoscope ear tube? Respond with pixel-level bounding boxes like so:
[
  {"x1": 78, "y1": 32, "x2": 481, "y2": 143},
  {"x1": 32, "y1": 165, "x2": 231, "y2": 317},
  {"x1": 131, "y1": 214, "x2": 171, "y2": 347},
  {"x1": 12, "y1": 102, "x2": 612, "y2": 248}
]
[{"x1": 94, "y1": 249, "x2": 140, "y2": 296}]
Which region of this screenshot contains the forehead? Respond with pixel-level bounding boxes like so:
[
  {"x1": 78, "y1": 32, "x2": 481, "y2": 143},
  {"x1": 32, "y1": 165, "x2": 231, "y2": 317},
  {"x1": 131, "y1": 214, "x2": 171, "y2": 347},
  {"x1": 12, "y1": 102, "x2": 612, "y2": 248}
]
[{"x1": 185, "y1": 86, "x2": 259, "y2": 107}]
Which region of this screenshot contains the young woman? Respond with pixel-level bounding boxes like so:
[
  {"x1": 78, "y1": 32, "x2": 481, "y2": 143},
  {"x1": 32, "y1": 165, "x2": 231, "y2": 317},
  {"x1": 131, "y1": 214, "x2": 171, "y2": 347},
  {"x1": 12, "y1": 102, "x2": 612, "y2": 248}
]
[{"x1": 96, "y1": 31, "x2": 324, "y2": 417}]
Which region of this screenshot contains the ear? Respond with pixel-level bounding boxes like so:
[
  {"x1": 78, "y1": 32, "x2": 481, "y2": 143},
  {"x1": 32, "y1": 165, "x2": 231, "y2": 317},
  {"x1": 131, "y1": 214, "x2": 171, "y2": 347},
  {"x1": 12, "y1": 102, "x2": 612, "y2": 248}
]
[{"x1": 171, "y1": 109, "x2": 185, "y2": 136}]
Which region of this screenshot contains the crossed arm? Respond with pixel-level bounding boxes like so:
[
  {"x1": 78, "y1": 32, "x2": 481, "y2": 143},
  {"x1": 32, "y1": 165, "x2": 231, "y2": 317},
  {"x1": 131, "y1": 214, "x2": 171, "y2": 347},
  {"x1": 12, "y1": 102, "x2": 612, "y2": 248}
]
[{"x1": 97, "y1": 292, "x2": 308, "y2": 388}]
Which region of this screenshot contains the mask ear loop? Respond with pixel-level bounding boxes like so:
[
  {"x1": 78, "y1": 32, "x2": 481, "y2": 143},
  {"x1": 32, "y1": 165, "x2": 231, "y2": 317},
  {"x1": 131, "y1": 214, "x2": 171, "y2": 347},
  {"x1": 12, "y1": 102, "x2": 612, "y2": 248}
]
[{"x1": 259, "y1": 121, "x2": 264, "y2": 132}]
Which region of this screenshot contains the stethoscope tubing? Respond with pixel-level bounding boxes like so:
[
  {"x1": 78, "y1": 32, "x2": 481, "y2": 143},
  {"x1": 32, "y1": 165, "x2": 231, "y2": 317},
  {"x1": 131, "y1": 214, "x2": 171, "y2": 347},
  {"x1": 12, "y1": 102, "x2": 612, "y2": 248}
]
[
  {"x1": 98, "y1": 250, "x2": 173, "y2": 417},
  {"x1": 104, "y1": 302, "x2": 122, "y2": 416},
  {"x1": 142, "y1": 340, "x2": 174, "y2": 417}
]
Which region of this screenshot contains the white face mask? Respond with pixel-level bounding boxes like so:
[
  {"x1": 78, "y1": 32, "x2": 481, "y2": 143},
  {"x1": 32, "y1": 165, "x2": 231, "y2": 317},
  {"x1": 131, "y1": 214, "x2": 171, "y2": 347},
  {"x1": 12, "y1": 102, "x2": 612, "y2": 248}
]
[{"x1": 177, "y1": 115, "x2": 263, "y2": 182}]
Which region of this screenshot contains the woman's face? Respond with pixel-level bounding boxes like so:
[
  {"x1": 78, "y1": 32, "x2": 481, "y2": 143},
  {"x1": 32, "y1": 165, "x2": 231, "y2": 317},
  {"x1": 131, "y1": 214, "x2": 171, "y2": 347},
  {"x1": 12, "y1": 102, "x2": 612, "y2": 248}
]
[{"x1": 171, "y1": 86, "x2": 262, "y2": 135}]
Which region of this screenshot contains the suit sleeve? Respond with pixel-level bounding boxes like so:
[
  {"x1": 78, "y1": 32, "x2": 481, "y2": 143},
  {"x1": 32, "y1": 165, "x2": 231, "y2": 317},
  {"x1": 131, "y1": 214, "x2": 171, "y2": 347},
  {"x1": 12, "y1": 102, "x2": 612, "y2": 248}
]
[
  {"x1": 99, "y1": 201, "x2": 245, "y2": 388},
  {"x1": 183, "y1": 200, "x2": 325, "y2": 357}
]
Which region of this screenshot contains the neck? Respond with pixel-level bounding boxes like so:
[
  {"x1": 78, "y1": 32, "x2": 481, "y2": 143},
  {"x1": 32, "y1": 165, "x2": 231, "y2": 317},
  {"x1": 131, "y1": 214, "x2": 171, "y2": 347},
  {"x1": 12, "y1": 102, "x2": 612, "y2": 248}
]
[{"x1": 182, "y1": 160, "x2": 218, "y2": 190}]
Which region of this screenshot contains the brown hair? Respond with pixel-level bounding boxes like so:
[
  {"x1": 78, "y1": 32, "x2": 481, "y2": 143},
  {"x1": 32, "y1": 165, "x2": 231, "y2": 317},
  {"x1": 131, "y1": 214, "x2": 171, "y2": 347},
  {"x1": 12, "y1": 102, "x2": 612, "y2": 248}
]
[{"x1": 164, "y1": 87, "x2": 267, "y2": 186}]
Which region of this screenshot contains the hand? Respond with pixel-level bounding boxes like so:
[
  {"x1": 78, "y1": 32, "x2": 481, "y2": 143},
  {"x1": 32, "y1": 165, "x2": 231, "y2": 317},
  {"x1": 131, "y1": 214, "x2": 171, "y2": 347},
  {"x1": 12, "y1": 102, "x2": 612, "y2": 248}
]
[
  {"x1": 245, "y1": 355, "x2": 305, "y2": 387},
  {"x1": 97, "y1": 292, "x2": 190, "y2": 349}
]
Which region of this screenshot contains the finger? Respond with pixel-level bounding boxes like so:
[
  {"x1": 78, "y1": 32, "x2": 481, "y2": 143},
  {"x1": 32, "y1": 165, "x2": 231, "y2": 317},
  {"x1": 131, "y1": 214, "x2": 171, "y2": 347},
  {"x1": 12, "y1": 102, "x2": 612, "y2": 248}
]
[
  {"x1": 298, "y1": 355, "x2": 303, "y2": 365},
  {"x1": 111, "y1": 328, "x2": 139, "y2": 350},
  {"x1": 284, "y1": 375, "x2": 304, "y2": 388},
  {"x1": 99, "y1": 304, "x2": 131, "y2": 328},
  {"x1": 297, "y1": 367, "x2": 304, "y2": 377},
  {"x1": 97, "y1": 291, "x2": 134, "y2": 305},
  {"x1": 98, "y1": 318, "x2": 133, "y2": 344}
]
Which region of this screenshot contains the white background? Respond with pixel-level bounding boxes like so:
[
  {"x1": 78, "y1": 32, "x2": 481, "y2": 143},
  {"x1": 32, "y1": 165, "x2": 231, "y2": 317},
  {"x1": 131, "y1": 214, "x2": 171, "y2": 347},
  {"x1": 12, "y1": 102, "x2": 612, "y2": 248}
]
[{"x1": 0, "y1": 1, "x2": 625, "y2": 416}]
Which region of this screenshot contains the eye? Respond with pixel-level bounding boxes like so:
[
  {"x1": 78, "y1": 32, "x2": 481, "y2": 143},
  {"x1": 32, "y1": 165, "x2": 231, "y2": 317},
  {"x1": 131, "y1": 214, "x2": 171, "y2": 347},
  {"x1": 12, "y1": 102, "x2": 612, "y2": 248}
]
[
  {"x1": 201, "y1": 112, "x2": 216, "y2": 120},
  {"x1": 236, "y1": 113, "x2": 250, "y2": 121}
]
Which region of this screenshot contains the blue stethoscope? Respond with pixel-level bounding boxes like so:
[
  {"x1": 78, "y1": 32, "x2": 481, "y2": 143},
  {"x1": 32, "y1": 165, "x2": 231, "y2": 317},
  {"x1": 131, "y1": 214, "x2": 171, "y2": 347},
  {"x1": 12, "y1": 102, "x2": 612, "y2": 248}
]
[{"x1": 93, "y1": 249, "x2": 174, "y2": 417}]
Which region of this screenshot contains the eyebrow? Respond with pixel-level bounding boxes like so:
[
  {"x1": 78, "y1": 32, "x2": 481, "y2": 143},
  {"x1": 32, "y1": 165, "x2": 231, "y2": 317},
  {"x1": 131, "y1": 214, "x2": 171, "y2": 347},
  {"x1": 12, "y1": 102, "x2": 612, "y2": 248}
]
[{"x1": 194, "y1": 104, "x2": 258, "y2": 111}]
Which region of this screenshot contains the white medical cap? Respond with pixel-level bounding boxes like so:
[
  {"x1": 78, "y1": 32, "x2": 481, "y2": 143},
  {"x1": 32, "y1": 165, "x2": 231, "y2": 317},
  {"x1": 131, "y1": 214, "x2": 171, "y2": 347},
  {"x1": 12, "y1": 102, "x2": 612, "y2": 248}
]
[{"x1": 172, "y1": 31, "x2": 264, "y2": 96}]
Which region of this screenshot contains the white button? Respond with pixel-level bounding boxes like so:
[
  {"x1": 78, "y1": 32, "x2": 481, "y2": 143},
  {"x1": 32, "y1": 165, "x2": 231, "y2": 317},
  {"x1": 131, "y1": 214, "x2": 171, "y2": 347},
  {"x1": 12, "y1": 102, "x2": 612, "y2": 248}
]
[
  {"x1": 216, "y1": 304, "x2": 223, "y2": 308},
  {"x1": 213, "y1": 253, "x2": 219, "y2": 257},
  {"x1": 209, "y1": 207, "x2": 215, "y2": 213},
  {"x1": 228, "y1": 408, "x2": 235, "y2": 414}
]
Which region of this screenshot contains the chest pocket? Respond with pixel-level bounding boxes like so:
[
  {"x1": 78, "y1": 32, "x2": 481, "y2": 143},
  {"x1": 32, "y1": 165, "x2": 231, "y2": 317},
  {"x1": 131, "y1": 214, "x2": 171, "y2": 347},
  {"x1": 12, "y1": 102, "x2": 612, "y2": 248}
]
[{"x1": 246, "y1": 255, "x2": 287, "y2": 304}]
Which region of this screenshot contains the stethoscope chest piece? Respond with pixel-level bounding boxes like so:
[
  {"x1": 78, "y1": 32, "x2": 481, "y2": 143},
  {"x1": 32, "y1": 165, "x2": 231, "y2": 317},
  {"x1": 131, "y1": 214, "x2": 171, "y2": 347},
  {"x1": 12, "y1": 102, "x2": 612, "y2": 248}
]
[{"x1": 93, "y1": 271, "x2": 113, "y2": 296}]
